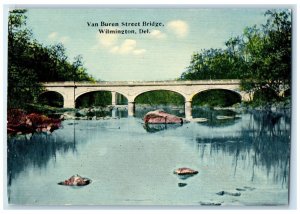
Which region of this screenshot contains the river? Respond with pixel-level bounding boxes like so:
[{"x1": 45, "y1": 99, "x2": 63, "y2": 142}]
[{"x1": 7, "y1": 106, "x2": 290, "y2": 206}]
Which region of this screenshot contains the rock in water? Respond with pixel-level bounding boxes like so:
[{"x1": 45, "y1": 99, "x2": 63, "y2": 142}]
[
  {"x1": 144, "y1": 110, "x2": 186, "y2": 124},
  {"x1": 178, "y1": 183, "x2": 187, "y2": 187},
  {"x1": 174, "y1": 167, "x2": 198, "y2": 175},
  {"x1": 199, "y1": 201, "x2": 222, "y2": 206},
  {"x1": 7, "y1": 109, "x2": 62, "y2": 134},
  {"x1": 216, "y1": 191, "x2": 241, "y2": 197},
  {"x1": 58, "y1": 175, "x2": 91, "y2": 186}
]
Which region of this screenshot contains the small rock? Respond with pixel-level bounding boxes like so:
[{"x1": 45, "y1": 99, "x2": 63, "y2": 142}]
[
  {"x1": 199, "y1": 201, "x2": 222, "y2": 206},
  {"x1": 174, "y1": 167, "x2": 198, "y2": 175},
  {"x1": 58, "y1": 174, "x2": 91, "y2": 186},
  {"x1": 244, "y1": 186, "x2": 256, "y2": 191},
  {"x1": 67, "y1": 122, "x2": 78, "y2": 125},
  {"x1": 236, "y1": 188, "x2": 246, "y2": 191},
  {"x1": 216, "y1": 191, "x2": 241, "y2": 197},
  {"x1": 178, "y1": 183, "x2": 187, "y2": 187}
]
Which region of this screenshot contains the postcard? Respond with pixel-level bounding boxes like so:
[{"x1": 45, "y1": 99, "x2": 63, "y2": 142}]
[{"x1": 6, "y1": 6, "x2": 292, "y2": 206}]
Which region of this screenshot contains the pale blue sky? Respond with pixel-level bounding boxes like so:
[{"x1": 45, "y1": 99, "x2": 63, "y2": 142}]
[{"x1": 24, "y1": 8, "x2": 269, "y2": 81}]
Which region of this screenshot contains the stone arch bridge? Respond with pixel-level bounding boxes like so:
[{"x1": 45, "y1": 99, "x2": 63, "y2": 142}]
[{"x1": 42, "y1": 80, "x2": 251, "y2": 118}]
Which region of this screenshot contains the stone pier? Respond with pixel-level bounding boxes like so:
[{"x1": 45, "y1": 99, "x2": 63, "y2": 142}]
[
  {"x1": 184, "y1": 100, "x2": 192, "y2": 119},
  {"x1": 111, "y1": 91, "x2": 117, "y2": 106},
  {"x1": 128, "y1": 102, "x2": 135, "y2": 116}
]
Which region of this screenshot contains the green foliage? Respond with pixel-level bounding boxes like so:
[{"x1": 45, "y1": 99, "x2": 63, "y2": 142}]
[
  {"x1": 76, "y1": 91, "x2": 112, "y2": 108},
  {"x1": 241, "y1": 10, "x2": 291, "y2": 99},
  {"x1": 8, "y1": 9, "x2": 94, "y2": 109},
  {"x1": 252, "y1": 88, "x2": 280, "y2": 105},
  {"x1": 181, "y1": 9, "x2": 291, "y2": 105},
  {"x1": 135, "y1": 90, "x2": 184, "y2": 106},
  {"x1": 180, "y1": 47, "x2": 246, "y2": 80},
  {"x1": 192, "y1": 90, "x2": 241, "y2": 107}
]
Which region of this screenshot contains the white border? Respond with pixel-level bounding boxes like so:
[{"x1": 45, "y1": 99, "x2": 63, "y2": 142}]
[{"x1": 1, "y1": 0, "x2": 299, "y2": 213}]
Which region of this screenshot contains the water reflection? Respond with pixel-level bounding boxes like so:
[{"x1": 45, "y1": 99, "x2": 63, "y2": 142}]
[
  {"x1": 7, "y1": 131, "x2": 77, "y2": 186},
  {"x1": 111, "y1": 107, "x2": 128, "y2": 118},
  {"x1": 76, "y1": 107, "x2": 128, "y2": 119},
  {"x1": 196, "y1": 111, "x2": 290, "y2": 187},
  {"x1": 7, "y1": 108, "x2": 290, "y2": 205},
  {"x1": 135, "y1": 105, "x2": 185, "y2": 118},
  {"x1": 193, "y1": 108, "x2": 241, "y2": 127},
  {"x1": 143, "y1": 123, "x2": 183, "y2": 133}
]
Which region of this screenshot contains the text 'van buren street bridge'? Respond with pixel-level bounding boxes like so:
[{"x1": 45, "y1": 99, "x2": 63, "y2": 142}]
[{"x1": 42, "y1": 80, "x2": 251, "y2": 119}]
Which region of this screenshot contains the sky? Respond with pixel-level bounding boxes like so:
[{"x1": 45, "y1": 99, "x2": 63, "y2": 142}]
[{"x1": 22, "y1": 8, "x2": 270, "y2": 81}]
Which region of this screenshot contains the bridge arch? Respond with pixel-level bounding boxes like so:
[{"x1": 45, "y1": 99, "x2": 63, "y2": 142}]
[
  {"x1": 191, "y1": 88, "x2": 242, "y2": 107},
  {"x1": 75, "y1": 90, "x2": 129, "y2": 108},
  {"x1": 133, "y1": 89, "x2": 186, "y2": 104},
  {"x1": 132, "y1": 89, "x2": 191, "y2": 118},
  {"x1": 75, "y1": 90, "x2": 129, "y2": 102},
  {"x1": 38, "y1": 90, "x2": 65, "y2": 108}
]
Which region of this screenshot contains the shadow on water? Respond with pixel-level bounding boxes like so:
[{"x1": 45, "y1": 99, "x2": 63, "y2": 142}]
[
  {"x1": 196, "y1": 111, "x2": 290, "y2": 186},
  {"x1": 7, "y1": 132, "x2": 77, "y2": 187}
]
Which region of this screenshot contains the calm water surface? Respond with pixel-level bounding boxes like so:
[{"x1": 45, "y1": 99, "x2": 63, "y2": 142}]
[{"x1": 7, "y1": 107, "x2": 290, "y2": 206}]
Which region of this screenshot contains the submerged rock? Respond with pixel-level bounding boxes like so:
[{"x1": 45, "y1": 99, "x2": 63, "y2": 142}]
[
  {"x1": 144, "y1": 110, "x2": 186, "y2": 124},
  {"x1": 58, "y1": 174, "x2": 91, "y2": 186},
  {"x1": 178, "y1": 183, "x2": 187, "y2": 187},
  {"x1": 243, "y1": 186, "x2": 256, "y2": 191},
  {"x1": 236, "y1": 188, "x2": 246, "y2": 191},
  {"x1": 174, "y1": 167, "x2": 198, "y2": 175},
  {"x1": 216, "y1": 191, "x2": 241, "y2": 197},
  {"x1": 199, "y1": 201, "x2": 223, "y2": 206},
  {"x1": 216, "y1": 115, "x2": 235, "y2": 120}
]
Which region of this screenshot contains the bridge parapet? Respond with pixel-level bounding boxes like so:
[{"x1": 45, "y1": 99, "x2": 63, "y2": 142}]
[{"x1": 42, "y1": 79, "x2": 241, "y2": 87}]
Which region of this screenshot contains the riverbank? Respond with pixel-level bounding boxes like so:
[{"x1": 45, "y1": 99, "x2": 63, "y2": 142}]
[{"x1": 7, "y1": 109, "x2": 62, "y2": 135}]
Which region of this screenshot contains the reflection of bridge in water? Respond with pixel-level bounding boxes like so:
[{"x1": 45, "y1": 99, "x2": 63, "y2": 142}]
[{"x1": 42, "y1": 80, "x2": 251, "y2": 118}]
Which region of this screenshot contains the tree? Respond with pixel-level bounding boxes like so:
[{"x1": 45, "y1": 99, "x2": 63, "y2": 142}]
[
  {"x1": 180, "y1": 47, "x2": 246, "y2": 81},
  {"x1": 180, "y1": 9, "x2": 291, "y2": 105},
  {"x1": 8, "y1": 9, "x2": 42, "y2": 108},
  {"x1": 8, "y1": 9, "x2": 95, "y2": 109},
  {"x1": 241, "y1": 9, "x2": 291, "y2": 100}
]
